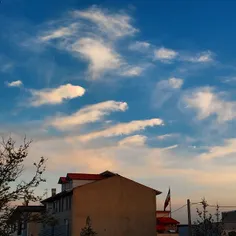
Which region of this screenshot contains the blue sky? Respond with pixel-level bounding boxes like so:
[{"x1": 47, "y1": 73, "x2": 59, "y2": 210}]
[{"x1": 2, "y1": 0, "x2": 236, "y2": 223}]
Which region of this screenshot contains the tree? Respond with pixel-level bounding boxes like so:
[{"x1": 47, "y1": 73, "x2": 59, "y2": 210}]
[
  {"x1": 0, "y1": 137, "x2": 47, "y2": 236},
  {"x1": 193, "y1": 198, "x2": 225, "y2": 236},
  {"x1": 80, "y1": 216, "x2": 97, "y2": 236}
]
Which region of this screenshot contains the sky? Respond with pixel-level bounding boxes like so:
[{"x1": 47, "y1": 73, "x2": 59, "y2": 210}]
[{"x1": 1, "y1": 0, "x2": 236, "y2": 223}]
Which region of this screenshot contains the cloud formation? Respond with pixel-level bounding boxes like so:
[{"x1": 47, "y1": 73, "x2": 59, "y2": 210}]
[
  {"x1": 30, "y1": 84, "x2": 85, "y2": 106},
  {"x1": 79, "y1": 118, "x2": 163, "y2": 141},
  {"x1": 129, "y1": 41, "x2": 150, "y2": 52},
  {"x1": 186, "y1": 51, "x2": 213, "y2": 63},
  {"x1": 40, "y1": 24, "x2": 78, "y2": 41},
  {"x1": 48, "y1": 100, "x2": 128, "y2": 130},
  {"x1": 118, "y1": 135, "x2": 147, "y2": 146},
  {"x1": 154, "y1": 47, "x2": 178, "y2": 62},
  {"x1": 71, "y1": 37, "x2": 122, "y2": 79},
  {"x1": 6, "y1": 80, "x2": 23, "y2": 87},
  {"x1": 200, "y1": 139, "x2": 236, "y2": 160},
  {"x1": 152, "y1": 77, "x2": 184, "y2": 108},
  {"x1": 73, "y1": 6, "x2": 138, "y2": 38},
  {"x1": 121, "y1": 66, "x2": 145, "y2": 77},
  {"x1": 184, "y1": 87, "x2": 236, "y2": 122}
]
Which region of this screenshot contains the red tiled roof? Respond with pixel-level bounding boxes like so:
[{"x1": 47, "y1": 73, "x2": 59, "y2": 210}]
[
  {"x1": 157, "y1": 217, "x2": 180, "y2": 225},
  {"x1": 66, "y1": 173, "x2": 105, "y2": 181},
  {"x1": 58, "y1": 177, "x2": 68, "y2": 184}
]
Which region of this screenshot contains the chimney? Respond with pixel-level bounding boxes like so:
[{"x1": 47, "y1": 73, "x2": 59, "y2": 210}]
[{"x1": 51, "y1": 188, "x2": 56, "y2": 197}]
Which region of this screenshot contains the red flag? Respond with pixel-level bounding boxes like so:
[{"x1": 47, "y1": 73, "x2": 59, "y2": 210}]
[{"x1": 164, "y1": 188, "x2": 171, "y2": 211}]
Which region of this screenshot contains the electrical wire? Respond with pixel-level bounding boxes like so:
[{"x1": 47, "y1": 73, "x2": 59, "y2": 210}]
[
  {"x1": 171, "y1": 204, "x2": 187, "y2": 214},
  {"x1": 157, "y1": 204, "x2": 187, "y2": 219},
  {"x1": 191, "y1": 202, "x2": 236, "y2": 208}
]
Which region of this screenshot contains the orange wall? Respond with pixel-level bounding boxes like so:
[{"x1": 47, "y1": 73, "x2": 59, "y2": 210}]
[{"x1": 72, "y1": 175, "x2": 157, "y2": 236}]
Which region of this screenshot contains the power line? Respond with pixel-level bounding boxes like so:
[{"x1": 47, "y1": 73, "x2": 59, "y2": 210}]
[
  {"x1": 193, "y1": 202, "x2": 236, "y2": 208},
  {"x1": 172, "y1": 204, "x2": 187, "y2": 214},
  {"x1": 157, "y1": 204, "x2": 187, "y2": 219}
]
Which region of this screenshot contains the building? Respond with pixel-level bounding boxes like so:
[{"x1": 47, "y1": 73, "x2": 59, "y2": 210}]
[
  {"x1": 40, "y1": 170, "x2": 162, "y2": 236},
  {"x1": 222, "y1": 210, "x2": 236, "y2": 235},
  {"x1": 8, "y1": 205, "x2": 45, "y2": 236},
  {"x1": 156, "y1": 210, "x2": 179, "y2": 235}
]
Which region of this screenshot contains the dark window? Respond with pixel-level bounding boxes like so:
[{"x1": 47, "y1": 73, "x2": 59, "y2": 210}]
[
  {"x1": 69, "y1": 195, "x2": 72, "y2": 210},
  {"x1": 62, "y1": 197, "x2": 64, "y2": 211}
]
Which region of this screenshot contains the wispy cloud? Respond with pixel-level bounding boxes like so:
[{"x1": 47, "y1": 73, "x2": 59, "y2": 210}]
[
  {"x1": 79, "y1": 118, "x2": 163, "y2": 141},
  {"x1": 36, "y1": 6, "x2": 147, "y2": 80},
  {"x1": 118, "y1": 135, "x2": 147, "y2": 146},
  {"x1": 154, "y1": 47, "x2": 178, "y2": 62},
  {"x1": 129, "y1": 41, "x2": 150, "y2": 52},
  {"x1": 168, "y1": 77, "x2": 183, "y2": 89},
  {"x1": 48, "y1": 100, "x2": 128, "y2": 130},
  {"x1": 29, "y1": 83, "x2": 85, "y2": 106},
  {"x1": 73, "y1": 6, "x2": 138, "y2": 38},
  {"x1": 121, "y1": 66, "x2": 145, "y2": 77},
  {"x1": 161, "y1": 144, "x2": 178, "y2": 150},
  {"x1": 157, "y1": 133, "x2": 177, "y2": 140},
  {"x1": 200, "y1": 139, "x2": 236, "y2": 160},
  {"x1": 152, "y1": 77, "x2": 184, "y2": 108},
  {"x1": 40, "y1": 23, "x2": 78, "y2": 41},
  {"x1": 184, "y1": 86, "x2": 236, "y2": 122},
  {"x1": 6, "y1": 80, "x2": 23, "y2": 87},
  {"x1": 153, "y1": 47, "x2": 214, "y2": 64},
  {"x1": 71, "y1": 37, "x2": 122, "y2": 79},
  {"x1": 184, "y1": 51, "x2": 213, "y2": 63}
]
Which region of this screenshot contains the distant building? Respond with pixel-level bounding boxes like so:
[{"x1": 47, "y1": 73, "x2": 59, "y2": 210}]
[
  {"x1": 8, "y1": 205, "x2": 45, "y2": 236},
  {"x1": 222, "y1": 210, "x2": 236, "y2": 235},
  {"x1": 156, "y1": 210, "x2": 179, "y2": 235},
  {"x1": 40, "y1": 170, "x2": 162, "y2": 236}
]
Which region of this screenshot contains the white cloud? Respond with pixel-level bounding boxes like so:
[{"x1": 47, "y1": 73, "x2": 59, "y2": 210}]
[
  {"x1": 157, "y1": 78, "x2": 184, "y2": 90},
  {"x1": 168, "y1": 77, "x2": 183, "y2": 89},
  {"x1": 119, "y1": 135, "x2": 147, "y2": 146},
  {"x1": 30, "y1": 83, "x2": 85, "y2": 106},
  {"x1": 184, "y1": 87, "x2": 236, "y2": 122},
  {"x1": 200, "y1": 139, "x2": 236, "y2": 160},
  {"x1": 121, "y1": 66, "x2": 145, "y2": 77},
  {"x1": 157, "y1": 134, "x2": 177, "y2": 140},
  {"x1": 71, "y1": 37, "x2": 122, "y2": 79},
  {"x1": 73, "y1": 6, "x2": 138, "y2": 38},
  {"x1": 6, "y1": 80, "x2": 23, "y2": 87},
  {"x1": 79, "y1": 118, "x2": 163, "y2": 141},
  {"x1": 161, "y1": 144, "x2": 178, "y2": 150},
  {"x1": 152, "y1": 77, "x2": 184, "y2": 108},
  {"x1": 154, "y1": 47, "x2": 178, "y2": 61},
  {"x1": 48, "y1": 100, "x2": 128, "y2": 130},
  {"x1": 129, "y1": 41, "x2": 150, "y2": 52},
  {"x1": 187, "y1": 51, "x2": 213, "y2": 63},
  {"x1": 39, "y1": 24, "x2": 78, "y2": 41}
]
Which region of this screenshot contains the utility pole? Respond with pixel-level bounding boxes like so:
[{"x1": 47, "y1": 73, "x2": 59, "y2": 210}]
[{"x1": 187, "y1": 199, "x2": 192, "y2": 236}]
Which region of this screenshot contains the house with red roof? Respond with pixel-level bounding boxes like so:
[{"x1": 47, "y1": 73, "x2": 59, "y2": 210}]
[
  {"x1": 156, "y1": 210, "x2": 180, "y2": 235},
  {"x1": 39, "y1": 170, "x2": 161, "y2": 236}
]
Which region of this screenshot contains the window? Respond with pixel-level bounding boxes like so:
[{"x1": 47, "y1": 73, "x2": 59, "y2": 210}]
[
  {"x1": 68, "y1": 195, "x2": 72, "y2": 210},
  {"x1": 62, "y1": 197, "x2": 64, "y2": 211}
]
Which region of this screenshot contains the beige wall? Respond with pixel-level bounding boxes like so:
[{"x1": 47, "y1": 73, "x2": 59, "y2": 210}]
[
  {"x1": 156, "y1": 211, "x2": 170, "y2": 218},
  {"x1": 72, "y1": 175, "x2": 157, "y2": 236}
]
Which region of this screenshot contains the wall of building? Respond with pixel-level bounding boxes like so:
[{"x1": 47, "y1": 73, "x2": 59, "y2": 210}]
[
  {"x1": 72, "y1": 175, "x2": 157, "y2": 236},
  {"x1": 72, "y1": 179, "x2": 95, "y2": 189},
  {"x1": 156, "y1": 211, "x2": 170, "y2": 218}
]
